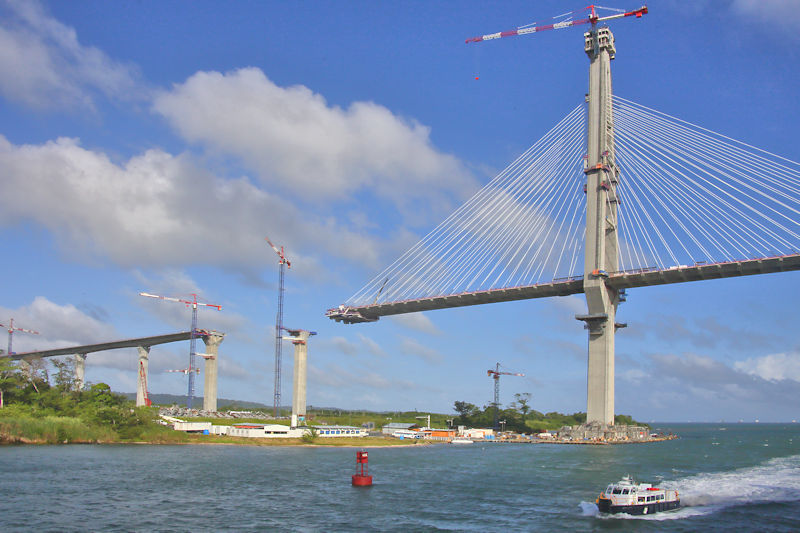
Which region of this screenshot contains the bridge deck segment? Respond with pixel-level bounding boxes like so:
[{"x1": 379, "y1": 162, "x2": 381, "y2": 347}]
[{"x1": 327, "y1": 253, "x2": 800, "y2": 323}]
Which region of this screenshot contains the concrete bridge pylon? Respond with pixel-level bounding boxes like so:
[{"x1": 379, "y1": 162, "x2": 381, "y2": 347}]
[
  {"x1": 201, "y1": 332, "x2": 225, "y2": 412},
  {"x1": 577, "y1": 26, "x2": 622, "y2": 426}
]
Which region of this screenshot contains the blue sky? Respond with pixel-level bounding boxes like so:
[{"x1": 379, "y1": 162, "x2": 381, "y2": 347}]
[{"x1": 1, "y1": 0, "x2": 799, "y2": 422}]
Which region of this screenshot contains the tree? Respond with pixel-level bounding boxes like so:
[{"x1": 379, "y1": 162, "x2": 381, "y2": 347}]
[
  {"x1": 513, "y1": 392, "x2": 532, "y2": 417},
  {"x1": 453, "y1": 401, "x2": 480, "y2": 425},
  {"x1": 0, "y1": 357, "x2": 22, "y2": 408},
  {"x1": 51, "y1": 358, "x2": 77, "y2": 392}
]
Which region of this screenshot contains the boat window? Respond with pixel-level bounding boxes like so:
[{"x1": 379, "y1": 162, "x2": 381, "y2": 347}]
[
  {"x1": 612, "y1": 488, "x2": 622, "y2": 494},
  {"x1": 638, "y1": 497, "x2": 645, "y2": 503},
  {"x1": 622, "y1": 489, "x2": 630, "y2": 494}
]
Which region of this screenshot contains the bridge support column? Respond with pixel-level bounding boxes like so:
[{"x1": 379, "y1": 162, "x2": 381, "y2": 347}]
[
  {"x1": 201, "y1": 333, "x2": 225, "y2": 412},
  {"x1": 136, "y1": 346, "x2": 150, "y2": 407},
  {"x1": 74, "y1": 353, "x2": 87, "y2": 391},
  {"x1": 284, "y1": 329, "x2": 314, "y2": 427},
  {"x1": 580, "y1": 26, "x2": 621, "y2": 426}
]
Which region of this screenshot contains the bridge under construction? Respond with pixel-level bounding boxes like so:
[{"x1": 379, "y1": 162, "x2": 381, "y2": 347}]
[{"x1": 327, "y1": 6, "x2": 800, "y2": 427}]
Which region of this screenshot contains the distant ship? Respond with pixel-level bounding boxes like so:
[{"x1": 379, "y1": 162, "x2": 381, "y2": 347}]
[{"x1": 596, "y1": 476, "x2": 680, "y2": 515}]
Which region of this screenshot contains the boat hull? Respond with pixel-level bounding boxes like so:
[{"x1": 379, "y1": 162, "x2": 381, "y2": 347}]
[{"x1": 597, "y1": 498, "x2": 680, "y2": 515}]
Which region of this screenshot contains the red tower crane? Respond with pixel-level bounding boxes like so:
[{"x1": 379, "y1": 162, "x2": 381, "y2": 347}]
[
  {"x1": 266, "y1": 237, "x2": 291, "y2": 419},
  {"x1": 0, "y1": 318, "x2": 39, "y2": 356},
  {"x1": 487, "y1": 363, "x2": 525, "y2": 430},
  {"x1": 466, "y1": 4, "x2": 647, "y2": 44},
  {"x1": 139, "y1": 292, "x2": 221, "y2": 409}
]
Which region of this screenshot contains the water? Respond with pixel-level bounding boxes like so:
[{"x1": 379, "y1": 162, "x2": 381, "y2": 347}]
[{"x1": 1, "y1": 424, "x2": 799, "y2": 532}]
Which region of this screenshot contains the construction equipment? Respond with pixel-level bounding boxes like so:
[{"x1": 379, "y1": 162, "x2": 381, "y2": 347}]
[
  {"x1": 0, "y1": 318, "x2": 39, "y2": 356},
  {"x1": 266, "y1": 237, "x2": 291, "y2": 418},
  {"x1": 139, "y1": 292, "x2": 221, "y2": 409},
  {"x1": 487, "y1": 363, "x2": 525, "y2": 429},
  {"x1": 466, "y1": 4, "x2": 647, "y2": 44},
  {"x1": 139, "y1": 360, "x2": 152, "y2": 407}
]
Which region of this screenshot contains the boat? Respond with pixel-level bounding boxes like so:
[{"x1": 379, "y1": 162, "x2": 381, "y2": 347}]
[
  {"x1": 450, "y1": 437, "x2": 473, "y2": 444},
  {"x1": 596, "y1": 476, "x2": 680, "y2": 515}
]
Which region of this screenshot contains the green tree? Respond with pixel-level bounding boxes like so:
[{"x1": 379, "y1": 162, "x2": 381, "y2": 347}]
[
  {"x1": 51, "y1": 358, "x2": 77, "y2": 392},
  {"x1": 453, "y1": 401, "x2": 480, "y2": 426},
  {"x1": 512, "y1": 392, "x2": 532, "y2": 417}
]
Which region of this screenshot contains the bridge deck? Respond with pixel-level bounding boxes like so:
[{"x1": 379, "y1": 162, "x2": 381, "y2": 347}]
[
  {"x1": 4, "y1": 330, "x2": 220, "y2": 360},
  {"x1": 327, "y1": 253, "x2": 800, "y2": 323}
]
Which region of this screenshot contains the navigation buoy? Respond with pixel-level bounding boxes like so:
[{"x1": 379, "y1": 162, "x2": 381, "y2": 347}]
[{"x1": 351, "y1": 450, "x2": 373, "y2": 487}]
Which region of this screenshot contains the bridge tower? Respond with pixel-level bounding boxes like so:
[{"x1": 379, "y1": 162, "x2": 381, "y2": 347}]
[{"x1": 577, "y1": 26, "x2": 622, "y2": 426}]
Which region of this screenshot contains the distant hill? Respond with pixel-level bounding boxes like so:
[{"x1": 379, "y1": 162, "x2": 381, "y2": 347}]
[{"x1": 120, "y1": 393, "x2": 269, "y2": 410}]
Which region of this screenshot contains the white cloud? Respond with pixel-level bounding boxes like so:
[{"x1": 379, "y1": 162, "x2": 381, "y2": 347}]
[
  {"x1": 0, "y1": 296, "x2": 118, "y2": 354},
  {"x1": 0, "y1": 0, "x2": 142, "y2": 110},
  {"x1": 398, "y1": 337, "x2": 443, "y2": 364},
  {"x1": 731, "y1": 1, "x2": 800, "y2": 37},
  {"x1": 734, "y1": 352, "x2": 800, "y2": 382},
  {"x1": 152, "y1": 68, "x2": 476, "y2": 208},
  {"x1": 330, "y1": 336, "x2": 359, "y2": 356},
  {"x1": 0, "y1": 135, "x2": 383, "y2": 272},
  {"x1": 388, "y1": 312, "x2": 441, "y2": 335},
  {"x1": 358, "y1": 334, "x2": 388, "y2": 358}
]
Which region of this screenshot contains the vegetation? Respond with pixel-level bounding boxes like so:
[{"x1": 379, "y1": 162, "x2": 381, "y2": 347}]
[
  {"x1": 453, "y1": 393, "x2": 647, "y2": 432},
  {"x1": 0, "y1": 357, "x2": 177, "y2": 444},
  {"x1": 0, "y1": 356, "x2": 645, "y2": 445}
]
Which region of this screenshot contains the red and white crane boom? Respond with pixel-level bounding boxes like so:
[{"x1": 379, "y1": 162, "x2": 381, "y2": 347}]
[
  {"x1": 466, "y1": 4, "x2": 647, "y2": 44},
  {"x1": 0, "y1": 318, "x2": 40, "y2": 356}
]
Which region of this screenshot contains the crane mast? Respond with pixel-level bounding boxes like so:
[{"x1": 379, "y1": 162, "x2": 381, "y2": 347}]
[
  {"x1": 487, "y1": 363, "x2": 524, "y2": 429},
  {"x1": 266, "y1": 237, "x2": 291, "y2": 418}
]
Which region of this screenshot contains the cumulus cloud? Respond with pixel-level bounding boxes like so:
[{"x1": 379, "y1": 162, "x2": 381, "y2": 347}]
[
  {"x1": 615, "y1": 351, "x2": 800, "y2": 421},
  {"x1": 734, "y1": 352, "x2": 800, "y2": 382},
  {"x1": 0, "y1": 0, "x2": 142, "y2": 110},
  {"x1": 0, "y1": 296, "x2": 118, "y2": 354},
  {"x1": 0, "y1": 135, "x2": 383, "y2": 273},
  {"x1": 152, "y1": 68, "x2": 476, "y2": 208}
]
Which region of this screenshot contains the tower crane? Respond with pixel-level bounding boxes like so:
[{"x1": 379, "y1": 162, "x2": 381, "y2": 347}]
[
  {"x1": 466, "y1": 4, "x2": 647, "y2": 44},
  {"x1": 487, "y1": 363, "x2": 524, "y2": 430},
  {"x1": 0, "y1": 318, "x2": 39, "y2": 356},
  {"x1": 266, "y1": 237, "x2": 291, "y2": 418},
  {"x1": 139, "y1": 292, "x2": 221, "y2": 409}
]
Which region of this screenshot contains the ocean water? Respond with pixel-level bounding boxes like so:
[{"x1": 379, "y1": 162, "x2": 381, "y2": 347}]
[{"x1": 1, "y1": 424, "x2": 798, "y2": 532}]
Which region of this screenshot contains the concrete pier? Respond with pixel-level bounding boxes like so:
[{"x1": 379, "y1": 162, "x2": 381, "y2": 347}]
[
  {"x1": 284, "y1": 329, "x2": 315, "y2": 427},
  {"x1": 74, "y1": 353, "x2": 87, "y2": 391},
  {"x1": 136, "y1": 346, "x2": 150, "y2": 407},
  {"x1": 201, "y1": 332, "x2": 225, "y2": 412}
]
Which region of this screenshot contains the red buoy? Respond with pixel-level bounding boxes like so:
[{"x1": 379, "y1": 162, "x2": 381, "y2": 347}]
[{"x1": 351, "y1": 450, "x2": 373, "y2": 486}]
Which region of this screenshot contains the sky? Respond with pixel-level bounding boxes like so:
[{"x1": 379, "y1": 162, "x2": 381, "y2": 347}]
[{"x1": 1, "y1": 0, "x2": 799, "y2": 423}]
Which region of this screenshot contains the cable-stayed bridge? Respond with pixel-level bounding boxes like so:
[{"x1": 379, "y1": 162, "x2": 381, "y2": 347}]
[{"x1": 327, "y1": 22, "x2": 800, "y2": 427}]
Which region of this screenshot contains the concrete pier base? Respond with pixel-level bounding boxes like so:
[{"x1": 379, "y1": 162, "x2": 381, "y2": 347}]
[{"x1": 201, "y1": 333, "x2": 225, "y2": 412}]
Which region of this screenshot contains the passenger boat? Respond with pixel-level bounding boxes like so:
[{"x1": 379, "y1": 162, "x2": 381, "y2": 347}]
[
  {"x1": 450, "y1": 437, "x2": 473, "y2": 444},
  {"x1": 596, "y1": 476, "x2": 680, "y2": 515}
]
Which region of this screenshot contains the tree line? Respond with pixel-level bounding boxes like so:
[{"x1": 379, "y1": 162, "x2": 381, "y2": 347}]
[{"x1": 453, "y1": 393, "x2": 641, "y2": 433}]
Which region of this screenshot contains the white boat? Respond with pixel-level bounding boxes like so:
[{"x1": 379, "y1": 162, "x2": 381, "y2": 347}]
[
  {"x1": 450, "y1": 437, "x2": 473, "y2": 444},
  {"x1": 596, "y1": 476, "x2": 680, "y2": 515}
]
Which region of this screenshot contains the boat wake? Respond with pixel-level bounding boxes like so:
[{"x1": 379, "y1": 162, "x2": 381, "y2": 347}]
[{"x1": 581, "y1": 454, "x2": 800, "y2": 520}]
